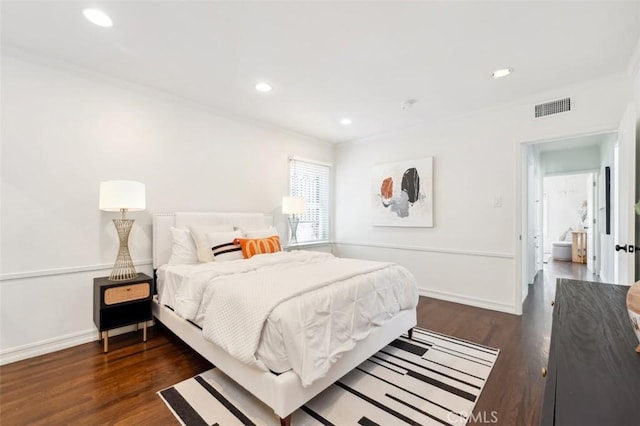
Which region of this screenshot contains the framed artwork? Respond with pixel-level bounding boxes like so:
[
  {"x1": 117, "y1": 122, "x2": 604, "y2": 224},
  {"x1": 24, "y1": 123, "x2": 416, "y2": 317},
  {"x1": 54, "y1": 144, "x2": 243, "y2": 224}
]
[{"x1": 372, "y1": 157, "x2": 434, "y2": 227}]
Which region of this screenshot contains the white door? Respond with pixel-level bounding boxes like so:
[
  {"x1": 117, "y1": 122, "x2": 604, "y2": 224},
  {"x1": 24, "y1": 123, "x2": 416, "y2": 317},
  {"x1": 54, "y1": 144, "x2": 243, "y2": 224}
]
[
  {"x1": 614, "y1": 103, "x2": 637, "y2": 285},
  {"x1": 534, "y1": 158, "x2": 544, "y2": 272},
  {"x1": 526, "y1": 147, "x2": 542, "y2": 284}
]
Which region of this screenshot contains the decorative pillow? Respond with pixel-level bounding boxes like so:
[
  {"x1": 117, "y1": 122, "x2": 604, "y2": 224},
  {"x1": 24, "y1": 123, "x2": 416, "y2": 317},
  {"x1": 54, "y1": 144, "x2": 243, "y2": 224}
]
[
  {"x1": 234, "y1": 236, "x2": 282, "y2": 259},
  {"x1": 206, "y1": 230, "x2": 243, "y2": 262},
  {"x1": 190, "y1": 225, "x2": 235, "y2": 262},
  {"x1": 244, "y1": 226, "x2": 279, "y2": 239},
  {"x1": 168, "y1": 227, "x2": 198, "y2": 265}
]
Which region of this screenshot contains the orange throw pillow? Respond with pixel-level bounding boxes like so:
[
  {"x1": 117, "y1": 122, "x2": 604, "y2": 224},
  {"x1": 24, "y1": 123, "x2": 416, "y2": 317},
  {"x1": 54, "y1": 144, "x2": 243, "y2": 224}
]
[{"x1": 233, "y1": 235, "x2": 282, "y2": 259}]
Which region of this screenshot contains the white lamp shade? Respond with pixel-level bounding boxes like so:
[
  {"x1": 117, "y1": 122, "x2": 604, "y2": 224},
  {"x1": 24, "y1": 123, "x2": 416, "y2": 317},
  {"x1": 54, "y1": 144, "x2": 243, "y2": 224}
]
[
  {"x1": 282, "y1": 196, "x2": 305, "y2": 214},
  {"x1": 99, "y1": 180, "x2": 146, "y2": 211}
]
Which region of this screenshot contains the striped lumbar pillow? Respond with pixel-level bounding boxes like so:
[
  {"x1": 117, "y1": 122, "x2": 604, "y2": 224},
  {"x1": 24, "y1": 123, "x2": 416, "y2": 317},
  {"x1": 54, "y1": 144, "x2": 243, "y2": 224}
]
[
  {"x1": 211, "y1": 241, "x2": 243, "y2": 262},
  {"x1": 207, "y1": 231, "x2": 243, "y2": 262},
  {"x1": 233, "y1": 236, "x2": 282, "y2": 259}
]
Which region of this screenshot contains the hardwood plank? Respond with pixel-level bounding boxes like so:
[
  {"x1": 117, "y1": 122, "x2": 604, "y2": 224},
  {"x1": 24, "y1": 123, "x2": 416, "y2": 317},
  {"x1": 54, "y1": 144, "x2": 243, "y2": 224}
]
[
  {"x1": 0, "y1": 327, "x2": 211, "y2": 425},
  {"x1": 417, "y1": 259, "x2": 601, "y2": 425},
  {"x1": 0, "y1": 260, "x2": 599, "y2": 424}
]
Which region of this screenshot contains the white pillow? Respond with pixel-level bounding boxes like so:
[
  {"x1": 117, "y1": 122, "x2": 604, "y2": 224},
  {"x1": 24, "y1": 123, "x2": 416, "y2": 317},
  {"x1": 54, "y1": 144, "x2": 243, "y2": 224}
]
[
  {"x1": 244, "y1": 226, "x2": 279, "y2": 239},
  {"x1": 190, "y1": 225, "x2": 235, "y2": 262},
  {"x1": 168, "y1": 227, "x2": 198, "y2": 265},
  {"x1": 207, "y1": 230, "x2": 243, "y2": 262}
]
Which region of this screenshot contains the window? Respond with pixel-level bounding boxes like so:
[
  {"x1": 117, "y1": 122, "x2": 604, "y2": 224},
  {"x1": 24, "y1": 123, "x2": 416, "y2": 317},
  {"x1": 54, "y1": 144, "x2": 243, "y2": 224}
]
[{"x1": 289, "y1": 157, "x2": 331, "y2": 244}]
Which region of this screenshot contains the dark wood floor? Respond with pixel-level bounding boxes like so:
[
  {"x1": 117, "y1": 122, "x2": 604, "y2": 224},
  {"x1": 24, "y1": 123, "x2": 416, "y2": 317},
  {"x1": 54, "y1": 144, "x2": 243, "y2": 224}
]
[{"x1": 0, "y1": 260, "x2": 602, "y2": 425}]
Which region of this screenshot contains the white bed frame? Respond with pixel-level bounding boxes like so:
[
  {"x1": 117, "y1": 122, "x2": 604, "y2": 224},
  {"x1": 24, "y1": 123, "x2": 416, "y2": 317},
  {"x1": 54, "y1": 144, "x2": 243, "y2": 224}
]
[{"x1": 152, "y1": 212, "x2": 417, "y2": 424}]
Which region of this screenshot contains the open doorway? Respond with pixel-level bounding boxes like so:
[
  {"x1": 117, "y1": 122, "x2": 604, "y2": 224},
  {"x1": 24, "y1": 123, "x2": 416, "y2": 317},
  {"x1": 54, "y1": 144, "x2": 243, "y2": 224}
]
[
  {"x1": 542, "y1": 172, "x2": 599, "y2": 287},
  {"x1": 522, "y1": 131, "x2": 617, "y2": 298},
  {"x1": 519, "y1": 103, "x2": 637, "y2": 314}
]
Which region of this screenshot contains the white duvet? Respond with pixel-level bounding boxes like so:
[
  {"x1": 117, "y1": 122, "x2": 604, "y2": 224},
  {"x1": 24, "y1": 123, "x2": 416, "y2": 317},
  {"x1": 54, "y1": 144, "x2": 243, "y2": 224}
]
[{"x1": 166, "y1": 251, "x2": 418, "y2": 386}]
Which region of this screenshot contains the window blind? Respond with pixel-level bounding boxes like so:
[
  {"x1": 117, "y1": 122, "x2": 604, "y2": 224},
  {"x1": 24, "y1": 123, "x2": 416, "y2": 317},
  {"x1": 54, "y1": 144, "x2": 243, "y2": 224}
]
[{"x1": 289, "y1": 158, "x2": 331, "y2": 243}]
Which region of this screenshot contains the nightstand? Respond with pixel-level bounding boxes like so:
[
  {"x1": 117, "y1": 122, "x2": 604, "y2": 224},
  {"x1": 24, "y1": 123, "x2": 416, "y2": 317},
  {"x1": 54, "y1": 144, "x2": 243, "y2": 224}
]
[{"x1": 93, "y1": 273, "x2": 153, "y2": 352}]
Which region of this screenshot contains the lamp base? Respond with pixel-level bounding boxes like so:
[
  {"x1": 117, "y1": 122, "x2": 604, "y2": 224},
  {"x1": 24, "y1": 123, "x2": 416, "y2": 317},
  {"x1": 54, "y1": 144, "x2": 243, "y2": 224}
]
[
  {"x1": 288, "y1": 216, "x2": 299, "y2": 246},
  {"x1": 109, "y1": 218, "x2": 138, "y2": 281}
]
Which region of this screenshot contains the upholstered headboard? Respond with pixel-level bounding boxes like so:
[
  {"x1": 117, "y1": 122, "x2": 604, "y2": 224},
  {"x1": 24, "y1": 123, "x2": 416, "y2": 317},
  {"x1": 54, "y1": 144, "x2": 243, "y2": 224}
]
[{"x1": 152, "y1": 212, "x2": 273, "y2": 269}]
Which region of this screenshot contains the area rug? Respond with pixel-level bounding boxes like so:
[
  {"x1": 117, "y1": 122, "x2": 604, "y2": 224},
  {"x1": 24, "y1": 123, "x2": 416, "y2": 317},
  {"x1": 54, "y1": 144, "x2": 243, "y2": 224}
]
[{"x1": 159, "y1": 327, "x2": 499, "y2": 425}]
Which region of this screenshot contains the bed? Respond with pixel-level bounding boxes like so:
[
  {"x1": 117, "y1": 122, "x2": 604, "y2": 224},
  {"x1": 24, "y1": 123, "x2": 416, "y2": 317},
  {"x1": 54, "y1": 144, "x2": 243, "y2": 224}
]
[{"x1": 152, "y1": 212, "x2": 418, "y2": 425}]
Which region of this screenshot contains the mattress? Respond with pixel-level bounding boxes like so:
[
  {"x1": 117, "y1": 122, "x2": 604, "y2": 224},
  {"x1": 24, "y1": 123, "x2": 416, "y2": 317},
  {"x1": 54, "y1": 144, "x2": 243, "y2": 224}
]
[
  {"x1": 156, "y1": 251, "x2": 418, "y2": 384},
  {"x1": 157, "y1": 261, "x2": 292, "y2": 372}
]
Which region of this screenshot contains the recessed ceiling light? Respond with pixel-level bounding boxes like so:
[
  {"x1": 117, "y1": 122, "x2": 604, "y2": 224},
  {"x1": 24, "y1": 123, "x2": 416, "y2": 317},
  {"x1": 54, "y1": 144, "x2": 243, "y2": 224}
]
[
  {"x1": 340, "y1": 118, "x2": 352, "y2": 126},
  {"x1": 255, "y1": 82, "x2": 273, "y2": 93},
  {"x1": 492, "y1": 68, "x2": 513, "y2": 79},
  {"x1": 83, "y1": 9, "x2": 113, "y2": 28}
]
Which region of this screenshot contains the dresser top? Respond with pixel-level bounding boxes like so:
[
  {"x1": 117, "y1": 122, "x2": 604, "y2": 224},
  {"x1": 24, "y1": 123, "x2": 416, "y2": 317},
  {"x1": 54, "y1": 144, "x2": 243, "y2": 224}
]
[{"x1": 545, "y1": 279, "x2": 640, "y2": 425}]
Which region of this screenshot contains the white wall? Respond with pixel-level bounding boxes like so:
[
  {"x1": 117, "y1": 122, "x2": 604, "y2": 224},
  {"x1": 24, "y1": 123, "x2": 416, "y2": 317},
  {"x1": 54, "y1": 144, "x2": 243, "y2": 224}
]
[
  {"x1": 334, "y1": 74, "x2": 632, "y2": 314},
  {"x1": 1, "y1": 51, "x2": 636, "y2": 364},
  {"x1": 0, "y1": 53, "x2": 333, "y2": 363},
  {"x1": 541, "y1": 146, "x2": 600, "y2": 175}
]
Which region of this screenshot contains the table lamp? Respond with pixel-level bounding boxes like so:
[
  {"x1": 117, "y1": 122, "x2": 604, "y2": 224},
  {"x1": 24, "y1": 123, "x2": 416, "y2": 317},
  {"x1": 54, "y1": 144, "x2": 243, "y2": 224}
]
[
  {"x1": 282, "y1": 196, "x2": 305, "y2": 245},
  {"x1": 99, "y1": 180, "x2": 146, "y2": 281}
]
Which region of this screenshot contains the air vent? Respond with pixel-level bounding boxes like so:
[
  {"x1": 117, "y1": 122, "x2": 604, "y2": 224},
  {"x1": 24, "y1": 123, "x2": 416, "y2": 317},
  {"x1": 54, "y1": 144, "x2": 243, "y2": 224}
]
[{"x1": 535, "y1": 98, "x2": 571, "y2": 118}]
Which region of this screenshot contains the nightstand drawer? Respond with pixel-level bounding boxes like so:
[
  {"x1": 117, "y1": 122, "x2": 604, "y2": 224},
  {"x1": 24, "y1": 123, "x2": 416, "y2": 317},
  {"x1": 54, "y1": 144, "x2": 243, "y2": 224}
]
[{"x1": 104, "y1": 283, "x2": 150, "y2": 305}]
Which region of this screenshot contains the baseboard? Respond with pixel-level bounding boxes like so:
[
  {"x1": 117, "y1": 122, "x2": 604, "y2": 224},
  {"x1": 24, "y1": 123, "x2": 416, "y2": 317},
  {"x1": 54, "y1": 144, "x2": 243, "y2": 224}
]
[
  {"x1": 0, "y1": 322, "x2": 154, "y2": 366},
  {"x1": 419, "y1": 287, "x2": 517, "y2": 315},
  {"x1": 0, "y1": 329, "x2": 97, "y2": 365}
]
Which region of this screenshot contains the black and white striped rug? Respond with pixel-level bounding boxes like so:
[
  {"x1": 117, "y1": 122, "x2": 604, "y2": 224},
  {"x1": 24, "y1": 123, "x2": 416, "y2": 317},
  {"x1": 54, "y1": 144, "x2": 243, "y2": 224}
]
[{"x1": 159, "y1": 328, "x2": 499, "y2": 425}]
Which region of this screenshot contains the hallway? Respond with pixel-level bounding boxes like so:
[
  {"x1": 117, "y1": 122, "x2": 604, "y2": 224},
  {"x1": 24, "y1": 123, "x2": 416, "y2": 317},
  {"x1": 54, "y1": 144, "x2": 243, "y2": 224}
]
[{"x1": 540, "y1": 257, "x2": 602, "y2": 299}]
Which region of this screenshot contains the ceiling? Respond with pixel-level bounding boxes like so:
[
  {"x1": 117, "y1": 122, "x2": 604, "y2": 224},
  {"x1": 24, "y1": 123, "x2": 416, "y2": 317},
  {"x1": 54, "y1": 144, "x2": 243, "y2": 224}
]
[{"x1": 2, "y1": 1, "x2": 640, "y2": 143}]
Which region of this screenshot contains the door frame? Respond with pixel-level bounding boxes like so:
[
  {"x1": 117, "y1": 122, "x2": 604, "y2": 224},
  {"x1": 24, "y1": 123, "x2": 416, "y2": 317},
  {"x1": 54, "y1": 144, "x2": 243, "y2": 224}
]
[
  {"x1": 516, "y1": 127, "x2": 617, "y2": 313},
  {"x1": 614, "y1": 102, "x2": 637, "y2": 284}
]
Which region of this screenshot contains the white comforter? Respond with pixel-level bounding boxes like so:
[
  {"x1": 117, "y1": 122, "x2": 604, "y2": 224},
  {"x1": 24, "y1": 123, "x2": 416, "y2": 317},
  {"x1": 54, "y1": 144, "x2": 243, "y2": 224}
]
[{"x1": 170, "y1": 251, "x2": 418, "y2": 386}]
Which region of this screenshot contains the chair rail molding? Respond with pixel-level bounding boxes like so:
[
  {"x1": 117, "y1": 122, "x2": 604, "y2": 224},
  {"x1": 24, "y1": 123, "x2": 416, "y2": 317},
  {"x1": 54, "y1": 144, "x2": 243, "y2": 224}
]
[
  {"x1": 0, "y1": 259, "x2": 153, "y2": 282},
  {"x1": 333, "y1": 241, "x2": 515, "y2": 259}
]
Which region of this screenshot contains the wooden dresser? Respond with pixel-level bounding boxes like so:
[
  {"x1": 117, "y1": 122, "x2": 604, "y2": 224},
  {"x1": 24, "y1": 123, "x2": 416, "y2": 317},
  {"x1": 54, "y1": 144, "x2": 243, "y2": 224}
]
[{"x1": 542, "y1": 279, "x2": 640, "y2": 425}]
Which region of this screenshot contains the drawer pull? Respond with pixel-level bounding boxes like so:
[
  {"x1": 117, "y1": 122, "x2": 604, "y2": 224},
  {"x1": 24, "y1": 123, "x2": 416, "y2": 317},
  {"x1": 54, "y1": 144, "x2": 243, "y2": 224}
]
[
  {"x1": 541, "y1": 367, "x2": 547, "y2": 378},
  {"x1": 104, "y1": 283, "x2": 150, "y2": 305}
]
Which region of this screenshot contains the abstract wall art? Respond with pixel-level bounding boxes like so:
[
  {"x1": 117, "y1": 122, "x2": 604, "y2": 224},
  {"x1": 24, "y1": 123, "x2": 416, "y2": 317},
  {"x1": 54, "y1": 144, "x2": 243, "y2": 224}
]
[{"x1": 372, "y1": 157, "x2": 433, "y2": 227}]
